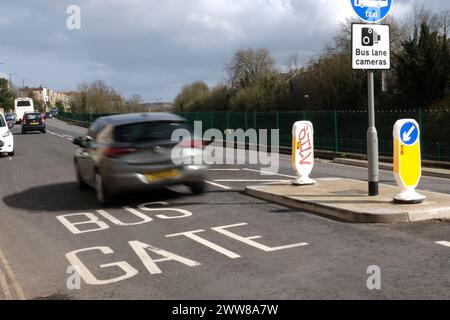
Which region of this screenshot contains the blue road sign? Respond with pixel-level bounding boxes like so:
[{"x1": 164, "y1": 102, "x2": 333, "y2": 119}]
[
  {"x1": 351, "y1": 0, "x2": 393, "y2": 23},
  {"x1": 400, "y1": 122, "x2": 419, "y2": 146}
]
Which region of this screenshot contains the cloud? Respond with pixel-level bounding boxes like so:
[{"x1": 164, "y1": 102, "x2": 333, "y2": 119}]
[{"x1": 0, "y1": 0, "x2": 448, "y2": 101}]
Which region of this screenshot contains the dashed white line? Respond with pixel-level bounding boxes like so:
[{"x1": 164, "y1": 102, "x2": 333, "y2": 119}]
[
  {"x1": 205, "y1": 180, "x2": 232, "y2": 190},
  {"x1": 435, "y1": 241, "x2": 450, "y2": 247}
]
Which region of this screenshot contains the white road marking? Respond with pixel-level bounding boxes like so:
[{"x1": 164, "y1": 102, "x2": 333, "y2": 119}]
[
  {"x1": 212, "y1": 223, "x2": 309, "y2": 252},
  {"x1": 435, "y1": 241, "x2": 450, "y2": 247},
  {"x1": 0, "y1": 249, "x2": 25, "y2": 300},
  {"x1": 243, "y1": 168, "x2": 296, "y2": 178},
  {"x1": 208, "y1": 169, "x2": 241, "y2": 171},
  {"x1": 166, "y1": 230, "x2": 241, "y2": 259},
  {"x1": 205, "y1": 180, "x2": 232, "y2": 190}
]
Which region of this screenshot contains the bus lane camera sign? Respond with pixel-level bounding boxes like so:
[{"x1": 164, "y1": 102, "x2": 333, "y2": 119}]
[{"x1": 352, "y1": 23, "x2": 390, "y2": 70}]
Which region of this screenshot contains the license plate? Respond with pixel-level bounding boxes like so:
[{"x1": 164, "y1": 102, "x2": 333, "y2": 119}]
[
  {"x1": 31, "y1": 122, "x2": 38, "y2": 125},
  {"x1": 145, "y1": 169, "x2": 180, "y2": 182}
]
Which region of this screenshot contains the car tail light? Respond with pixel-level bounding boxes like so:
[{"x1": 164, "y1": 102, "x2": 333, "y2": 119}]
[
  {"x1": 22, "y1": 116, "x2": 27, "y2": 124},
  {"x1": 103, "y1": 147, "x2": 138, "y2": 158}
]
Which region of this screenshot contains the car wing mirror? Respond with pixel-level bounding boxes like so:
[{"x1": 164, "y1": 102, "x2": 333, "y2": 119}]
[
  {"x1": 7, "y1": 122, "x2": 14, "y2": 129},
  {"x1": 73, "y1": 137, "x2": 86, "y2": 147}
]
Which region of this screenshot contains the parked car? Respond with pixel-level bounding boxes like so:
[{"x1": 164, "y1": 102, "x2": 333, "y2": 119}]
[
  {"x1": 5, "y1": 114, "x2": 16, "y2": 123},
  {"x1": 45, "y1": 112, "x2": 53, "y2": 119},
  {"x1": 73, "y1": 113, "x2": 208, "y2": 206},
  {"x1": 0, "y1": 113, "x2": 15, "y2": 156},
  {"x1": 22, "y1": 112, "x2": 46, "y2": 134}
]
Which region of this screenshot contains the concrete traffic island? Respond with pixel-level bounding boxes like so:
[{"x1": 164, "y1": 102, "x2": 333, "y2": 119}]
[{"x1": 245, "y1": 178, "x2": 450, "y2": 223}]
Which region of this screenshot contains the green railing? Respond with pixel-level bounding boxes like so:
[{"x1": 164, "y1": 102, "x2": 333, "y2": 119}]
[{"x1": 59, "y1": 110, "x2": 450, "y2": 162}]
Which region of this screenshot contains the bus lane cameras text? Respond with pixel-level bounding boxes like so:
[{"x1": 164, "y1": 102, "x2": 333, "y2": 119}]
[{"x1": 57, "y1": 203, "x2": 309, "y2": 286}]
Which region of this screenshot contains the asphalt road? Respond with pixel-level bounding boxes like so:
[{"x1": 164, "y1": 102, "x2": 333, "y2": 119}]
[{"x1": 0, "y1": 119, "x2": 448, "y2": 300}]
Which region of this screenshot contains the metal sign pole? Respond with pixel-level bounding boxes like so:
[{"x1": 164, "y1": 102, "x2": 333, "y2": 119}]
[{"x1": 367, "y1": 70, "x2": 379, "y2": 196}]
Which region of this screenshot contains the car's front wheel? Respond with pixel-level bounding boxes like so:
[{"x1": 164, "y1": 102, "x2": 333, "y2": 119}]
[{"x1": 95, "y1": 172, "x2": 114, "y2": 207}]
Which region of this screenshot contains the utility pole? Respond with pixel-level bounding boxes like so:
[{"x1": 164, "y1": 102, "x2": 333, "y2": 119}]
[
  {"x1": 9, "y1": 73, "x2": 17, "y2": 91},
  {"x1": 22, "y1": 78, "x2": 27, "y2": 98}
]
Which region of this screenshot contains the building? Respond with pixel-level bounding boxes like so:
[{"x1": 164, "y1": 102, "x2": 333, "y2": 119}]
[{"x1": 18, "y1": 87, "x2": 73, "y2": 111}]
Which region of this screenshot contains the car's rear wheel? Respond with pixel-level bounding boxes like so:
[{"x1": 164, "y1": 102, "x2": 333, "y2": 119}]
[
  {"x1": 75, "y1": 162, "x2": 88, "y2": 190},
  {"x1": 8, "y1": 150, "x2": 14, "y2": 157},
  {"x1": 188, "y1": 181, "x2": 206, "y2": 195},
  {"x1": 41, "y1": 129, "x2": 46, "y2": 134},
  {"x1": 21, "y1": 128, "x2": 26, "y2": 134},
  {"x1": 95, "y1": 172, "x2": 114, "y2": 206}
]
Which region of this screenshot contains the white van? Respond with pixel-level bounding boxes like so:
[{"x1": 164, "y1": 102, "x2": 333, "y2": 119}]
[{"x1": 14, "y1": 98, "x2": 35, "y2": 124}]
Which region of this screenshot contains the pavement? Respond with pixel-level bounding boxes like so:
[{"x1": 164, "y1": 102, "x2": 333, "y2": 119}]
[
  {"x1": 333, "y1": 158, "x2": 450, "y2": 179},
  {"x1": 246, "y1": 179, "x2": 450, "y2": 223},
  {"x1": 0, "y1": 118, "x2": 449, "y2": 300}
]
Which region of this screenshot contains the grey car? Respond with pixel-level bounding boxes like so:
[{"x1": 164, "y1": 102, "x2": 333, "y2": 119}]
[{"x1": 73, "y1": 113, "x2": 208, "y2": 206}]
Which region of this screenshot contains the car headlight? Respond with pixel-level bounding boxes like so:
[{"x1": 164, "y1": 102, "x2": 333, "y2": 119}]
[{"x1": 2, "y1": 131, "x2": 10, "y2": 138}]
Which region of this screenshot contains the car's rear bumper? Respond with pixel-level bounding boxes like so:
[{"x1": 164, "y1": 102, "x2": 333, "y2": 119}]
[
  {"x1": 101, "y1": 164, "x2": 208, "y2": 194},
  {"x1": 22, "y1": 125, "x2": 45, "y2": 131}
]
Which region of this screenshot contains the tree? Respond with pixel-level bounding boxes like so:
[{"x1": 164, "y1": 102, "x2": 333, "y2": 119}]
[
  {"x1": 202, "y1": 84, "x2": 233, "y2": 111},
  {"x1": 174, "y1": 81, "x2": 209, "y2": 111},
  {"x1": 55, "y1": 100, "x2": 65, "y2": 113},
  {"x1": 394, "y1": 22, "x2": 450, "y2": 108},
  {"x1": 0, "y1": 78, "x2": 15, "y2": 112},
  {"x1": 226, "y1": 48, "x2": 275, "y2": 89}
]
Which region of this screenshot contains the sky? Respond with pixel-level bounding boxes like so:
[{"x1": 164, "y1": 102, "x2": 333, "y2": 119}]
[{"x1": 0, "y1": 0, "x2": 448, "y2": 102}]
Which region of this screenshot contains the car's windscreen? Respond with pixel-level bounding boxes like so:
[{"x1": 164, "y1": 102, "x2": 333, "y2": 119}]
[
  {"x1": 0, "y1": 116, "x2": 5, "y2": 127},
  {"x1": 114, "y1": 122, "x2": 192, "y2": 143},
  {"x1": 17, "y1": 101, "x2": 31, "y2": 107},
  {"x1": 26, "y1": 113, "x2": 42, "y2": 120}
]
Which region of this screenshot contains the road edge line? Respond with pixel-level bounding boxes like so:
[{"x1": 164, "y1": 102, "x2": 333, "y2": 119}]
[{"x1": 0, "y1": 249, "x2": 25, "y2": 300}]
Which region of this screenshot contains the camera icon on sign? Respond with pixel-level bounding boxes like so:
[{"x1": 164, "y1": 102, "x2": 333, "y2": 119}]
[{"x1": 362, "y1": 27, "x2": 381, "y2": 46}]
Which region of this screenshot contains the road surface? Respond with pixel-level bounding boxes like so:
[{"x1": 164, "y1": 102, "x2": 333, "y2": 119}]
[{"x1": 0, "y1": 119, "x2": 448, "y2": 300}]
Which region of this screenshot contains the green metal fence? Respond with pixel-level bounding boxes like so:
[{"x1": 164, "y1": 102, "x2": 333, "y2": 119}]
[{"x1": 59, "y1": 109, "x2": 450, "y2": 162}]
